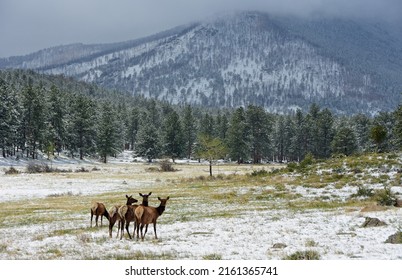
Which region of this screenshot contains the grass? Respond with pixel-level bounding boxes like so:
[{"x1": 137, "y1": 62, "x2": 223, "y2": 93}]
[{"x1": 0, "y1": 152, "x2": 401, "y2": 259}]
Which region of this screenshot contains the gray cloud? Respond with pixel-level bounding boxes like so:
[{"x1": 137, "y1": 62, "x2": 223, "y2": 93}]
[{"x1": 1, "y1": 0, "x2": 401, "y2": 57}]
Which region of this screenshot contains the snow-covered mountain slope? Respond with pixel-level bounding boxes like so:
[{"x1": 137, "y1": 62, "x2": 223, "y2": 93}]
[{"x1": 2, "y1": 12, "x2": 402, "y2": 114}]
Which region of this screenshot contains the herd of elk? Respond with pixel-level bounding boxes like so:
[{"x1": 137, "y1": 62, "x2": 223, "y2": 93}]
[
  {"x1": 90, "y1": 192, "x2": 169, "y2": 241},
  {"x1": 118, "y1": 192, "x2": 152, "y2": 240}
]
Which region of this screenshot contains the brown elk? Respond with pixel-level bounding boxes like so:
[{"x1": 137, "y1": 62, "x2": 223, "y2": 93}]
[
  {"x1": 90, "y1": 202, "x2": 109, "y2": 227},
  {"x1": 118, "y1": 192, "x2": 152, "y2": 239},
  {"x1": 135, "y1": 196, "x2": 170, "y2": 240},
  {"x1": 108, "y1": 195, "x2": 138, "y2": 238}
]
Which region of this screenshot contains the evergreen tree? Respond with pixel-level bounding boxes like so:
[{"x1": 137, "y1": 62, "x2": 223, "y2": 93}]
[
  {"x1": 128, "y1": 107, "x2": 140, "y2": 150},
  {"x1": 331, "y1": 123, "x2": 357, "y2": 156},
  {"x1": 291, "y1": 109, "x2": 305, "y2": 161},
  {"x1": 199, "y1": 113, "x2": 215, "y2": 137},
  {"x1": 283, "y1": 115, "x2": 295, "y2": 161},
  {"x1": 246, "y1": 105, "x2": 271, "y2": 163},
  {"x1": 215, "y1": 111, "x2": 229, "y2": 141},
  {"x1": 273, "y1": 115, "x2": 286, "y2": 162},
  {"x1": 0, "y1": 78, "x2": 19, "y2": 157},
  {"x1": 394, "y1": 104, "x2": 402, "y2": 150},
  {"x1": 372, "y1": 112, "x2": 394, "y2": 152},
  {"x1": 46, "y1": 85, "x2": 66, "y2": 155},
  {"x1": 162, "y1": 110, "x2": 184, "y2": 162},
  {"x1": 135, "y1": 112, "x2": 161, "y2": 162},
  {"x1": 370, "y1": 125, "x2": 387, "y2": 152},
  {"x1": 351, "y1": 114, "x2": 371, "y2": 152},
  {"x1": 21, "y1": 80, "x2": 46, "y2": 159},
  {"x1": 306, "y1": 103, "x2": 321, "y2": 157},
  {"x1": 182, "y1": 105, "x2": 197, "y2": 159},
  {"x1": 227, "y1": 107, "x2": 249, "y2": 163},
  {"x1": 67, "y1": 94, "x2": 97, "y2": 159},
  {"x1": 316, "y1": 108, "x2": 335, "y2": 158},
  {"x1": 98, "y1": 103, "x2": 120, "y2": 163}
]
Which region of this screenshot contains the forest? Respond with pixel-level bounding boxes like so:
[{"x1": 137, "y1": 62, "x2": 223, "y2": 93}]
[{"x1": 1, "y1": 69, "x2": 402, "y2": 164}]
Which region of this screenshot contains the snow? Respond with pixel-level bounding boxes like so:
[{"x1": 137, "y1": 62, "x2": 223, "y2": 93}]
[{"x1": 0, "y1": 152, "x2": 401, "y2": 260}]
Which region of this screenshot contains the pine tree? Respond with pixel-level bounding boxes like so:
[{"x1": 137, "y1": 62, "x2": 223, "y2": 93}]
[
  {"x1": 67, "y1": 94, "x2": 96, "y2": 159},
  {"x1": 182, "y1": 105, "x2": 197, "y2": 159},
  {"x1": 331, "y1": 123, "x2": 357, "y2": 156},
  {"x1": 46, "y1": 85, "x2": 66, "y2": 155},
  {"x1": 316, "y1": 108, "x2": 334, "y2": 158},
  {"x1": 135, "y1": 112, "x2": 161, "y2": 162},
  {"x1": 0, "y1": 78, "x2": 19, "y2": 157},
  {"x1": 292, "y1": 109, "x2": 305, "y2": 161},
  {"x1": 199, "y1": 113, "x2": 215, "y2": 137},
  {"x1": 162, "y1": 110, "x2": 184, "y2": 162},
  {"x1": 394, "y1": 105, "x2": 402, "y2": 150},
  {"x1": 98, "y1": 103, "x2": 120, "y2": 163},
  {"x1": 273, "y1": 115, "x2": 286, "y2": 162},
  {"x1": 21, "y1": 80, "x2": 46, "y2": 159},
  {"x1": 351, "y1": 113, "x2": 371, "y2": 152},
  {"x1": 246, "y1": 105, "x2": 271, "y2": 163},
  {"x1": 128, "y1": 107, "x2": 140, "y2": 150},
  {"x1": 227, "y1": 107, "x2": 249, "y2": 163},
  {"x1": 370, "y1": 125, "x2": 387, "y2": 153}
]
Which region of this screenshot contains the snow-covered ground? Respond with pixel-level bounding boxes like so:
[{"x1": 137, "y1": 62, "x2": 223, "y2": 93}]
[{"x1": 0, "y1": 152, "x2": 401, "y2": 260}]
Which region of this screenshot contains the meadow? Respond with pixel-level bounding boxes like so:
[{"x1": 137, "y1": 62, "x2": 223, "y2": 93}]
[{"x1": 0, "y1": 152, "x2": 401, "y2": 260}]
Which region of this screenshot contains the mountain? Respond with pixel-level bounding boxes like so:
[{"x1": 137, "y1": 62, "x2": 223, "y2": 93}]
[{"x1": 1, "y1": 11, "x2": 402, "y2": 115}]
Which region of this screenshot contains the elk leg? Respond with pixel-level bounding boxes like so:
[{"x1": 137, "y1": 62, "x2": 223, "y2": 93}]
[
  {"x1": 153, "y1": 222, "x2": 157, "y2": 239},
  {"x1": 125, "y1": 222, "x2": 132, "y2": 239},
  {"x1": 95, "y1": 215, "x2": 99, "y2": 227},
  {"x1": 117, "y1": 220, "x2": 121, "y2": 239},
  {"x1": 140, "y1": 224, "x2": 145, "y2": 241},
  {"x1": 109, "y1": 219, "x2": 114, "y2": 238},
  {"x1": 120, "y1": 220, "x2": 125, "y2": 240},
  {"x1": 132, "y1": 221, "x2": 136, "y2": 239},
  {"x1": 136, "y1": 222, "x2": 140, "y2": 239},
  {"x1": 90, "y1": 211, "x2": 93, "y2": 227}
]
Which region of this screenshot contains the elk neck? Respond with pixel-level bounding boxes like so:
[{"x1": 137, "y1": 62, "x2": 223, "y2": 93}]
[{"x1": 156, "y1": 205, "x2": 166, "y2": 216}]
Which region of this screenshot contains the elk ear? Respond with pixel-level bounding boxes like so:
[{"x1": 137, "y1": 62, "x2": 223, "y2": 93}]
[
  {"x1": 167, "y1": 196, "x2": 170, "y2": 200},
  {"x1": 148, "y1": 192, "x2": 152, "y2": 196},
  {"x1": 158, "y1": 197, "x2": 161, "y2": 201},
  {"x1": 139, "y1": 193, "x2": 143, "y2": 197},
  {"x1": 126, "y1": 195, "x2": 129, "y2": 198}
]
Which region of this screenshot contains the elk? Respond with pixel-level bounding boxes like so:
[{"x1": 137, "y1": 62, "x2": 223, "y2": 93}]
[
  {"x1": 139, "y1": 192, "x2": 152, "y2": 206},
  {"x1": 108, "y1": 195, "x2": 138, "y2": 238},
  {"x1": 90, "y1": 202, "x2": 109, "y2": 227},
  {"x1": 118, "y1": 192, "x2": 152, "y2": 239},
  {"x1": 135, "y1": 196, "x2": 170, "y2": 240}
]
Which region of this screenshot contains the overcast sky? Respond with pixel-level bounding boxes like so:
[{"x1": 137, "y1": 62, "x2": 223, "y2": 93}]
[{"x1": 1, "y1": 0, "x2": 401, "y2": 58}]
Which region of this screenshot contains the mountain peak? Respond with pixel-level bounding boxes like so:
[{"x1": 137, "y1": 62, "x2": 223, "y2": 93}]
[{"x1": 1, "y1": 12, "x2": 401, "y2": 114}]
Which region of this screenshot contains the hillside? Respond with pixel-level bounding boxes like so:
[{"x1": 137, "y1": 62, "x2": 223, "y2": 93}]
[{"x1": 1, "y1": 12, "x2": 402, "y2": 114}]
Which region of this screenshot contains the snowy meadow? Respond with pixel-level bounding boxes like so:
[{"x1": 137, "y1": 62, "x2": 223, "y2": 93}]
[{"x1": 0, "y1": 152, "x2": 401, "y2": 260}]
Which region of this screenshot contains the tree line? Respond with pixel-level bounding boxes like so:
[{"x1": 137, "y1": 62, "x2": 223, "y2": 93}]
[{"x1": 1, "y1": 70, "x2": 402, "y2": 164}]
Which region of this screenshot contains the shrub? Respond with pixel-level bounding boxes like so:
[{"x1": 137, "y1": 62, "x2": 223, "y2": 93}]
[
  {"x1": 26, "y1": 162, "x2": 49, "y2": 173},
  {"x1": 374, "y1": 187, "x2": 397, "y2": 206},
  {"x1": 351, "y1": 186, "x2": 374, "y2": 198},
  {"x1": 285, "y1": 250, "x2": 321, "y2": 260},
  {"x1": 202, "y1": 253, "x2": 222, "y2": 260},
  {"x1": 159, "y1": 160, "x2": 177, "y2": 172},
  {"x1": 5, "y1": 166, "x2": 20, "y2": 175},
  {"x1": 300, "y1": 153, "x2": 314, "y2": 168},
  {"x1": 287, "y1": 162, "x2": 298, "y2": 172},
  {"x1": 249, "y1": 169, "x2": 269, "y2": 177}
]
